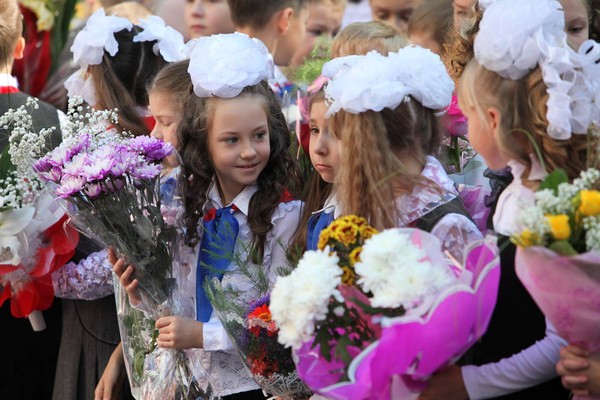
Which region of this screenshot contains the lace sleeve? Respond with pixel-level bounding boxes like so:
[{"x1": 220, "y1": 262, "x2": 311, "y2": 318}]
[
  {"x1": 431, "y1": 213, "x2": 483, "y2": 264},
  {"x1": 52, "y1": 249, "x2": 114, "y2": 300}
]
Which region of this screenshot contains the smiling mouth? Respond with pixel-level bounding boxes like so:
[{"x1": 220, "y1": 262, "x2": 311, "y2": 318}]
[{"x1": 237, "y1": 163, "x2": 259, "y2": 170}]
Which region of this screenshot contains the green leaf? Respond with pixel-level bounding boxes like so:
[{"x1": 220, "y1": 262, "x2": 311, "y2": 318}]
[
  {"x1": 0, "y1": 144, "x2": 16, "y2": 181},
  {"x1": 539, "y1": 169, "x2": 568, "y2": 194},
  {"x1": 549, "y1": 240, "x2": 578, "y2": 256}
]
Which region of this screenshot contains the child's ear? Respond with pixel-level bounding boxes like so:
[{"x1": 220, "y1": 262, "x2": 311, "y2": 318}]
[
  {"x1": 275, "y1": 7, "x2": 294, "y2": 35},
  {"x1": 486, "y1": 107, "x2": 500, "y2": 138},
  {"x1": 13, "y1": 37, "x2": 25, "y2": 60}
]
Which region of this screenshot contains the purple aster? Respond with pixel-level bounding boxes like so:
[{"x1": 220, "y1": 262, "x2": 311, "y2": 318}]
[
  {"x1": 55, "y1": 175, "x2": 86, "y2": 198},
  {"x1": 82, "y1": 156, "x2": 116, "y2": 182},
  {"x1": 128, "y1": 136, "x2": 173, "y2": 162},
  {"x1": 38, "y1": 167, "x2": 63, "y2": 184},
  {"x1": 33, "y1": 157, "x2": 53, "y2": 174},
  {"x1": 84, "y1": 182, "x2": 103, "y2": 199},
  {"x1": 130, "y1": 162, "x2": 163, "y2": 180}
]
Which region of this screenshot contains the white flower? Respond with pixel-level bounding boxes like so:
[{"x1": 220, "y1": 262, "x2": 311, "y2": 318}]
[
  {"x1": 323, "y1": 46, "x2": 453, "y2": 117},
  {"x1": 71, "y1": 9, "x2": 133, "y2": 68},
  {"x1": 270, "y1": 248, "x2": 342, "y2": 349},
  {"x1": 355, "y1": 229, "x2": 455, "y2": 310},
  {"x1": 187, "y1": 32, "x2": 274, "y2": 98},
  {"x1": 584, "y1": 216, "x2": 600, "y2": 251}
]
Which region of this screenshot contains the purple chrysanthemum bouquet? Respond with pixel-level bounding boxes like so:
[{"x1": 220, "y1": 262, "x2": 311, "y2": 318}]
[{"x1": 32, "y1": 110, "x2": 209, "y2": 399}]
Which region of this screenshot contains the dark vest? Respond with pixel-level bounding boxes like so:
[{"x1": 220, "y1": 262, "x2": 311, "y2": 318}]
[
  {"x1": 414, "y1": 196, "x2": 473, "y2": 232},
  {"x1": 466, "y1": 170, "x2": 569, "y2": 400},
  {"x1": 0, "y1": 91, "x2": 61, "y2": 151}
]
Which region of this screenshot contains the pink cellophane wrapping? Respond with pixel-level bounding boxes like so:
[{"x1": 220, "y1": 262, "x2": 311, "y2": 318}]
[
  {"x1": 295, "y1": 237, "x2": 500, "y2": 400},
  {"x1": 516, "y1": 247, "x2": 600, "y2": 400}
]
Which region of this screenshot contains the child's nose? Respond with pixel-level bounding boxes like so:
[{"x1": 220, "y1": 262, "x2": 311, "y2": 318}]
[{"x1": 240, "y1": 143, "x2": 257, "y2": 159}]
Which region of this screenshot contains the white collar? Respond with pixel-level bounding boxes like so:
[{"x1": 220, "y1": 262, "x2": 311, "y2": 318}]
[
  {"x1": 311, "y1": 192, "x2": 340, "y2": 218},
  {"x1": 0, "y1": 73, "x2": 19, "y2": 88},
  {"x1": 204, "y1": 182, "x2": 258, "y2": 216},
  {"x1": 492, "y1": 157, "x2": 546, "y2": 236}
]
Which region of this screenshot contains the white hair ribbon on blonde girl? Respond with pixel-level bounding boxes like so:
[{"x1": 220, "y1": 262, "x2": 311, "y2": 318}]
[
  {"x1": 322, "y1": 46, "x2": 454, "y2": 117},
  {"x1": 475, "y1": 0, "x2": 600, "y2": 140}
]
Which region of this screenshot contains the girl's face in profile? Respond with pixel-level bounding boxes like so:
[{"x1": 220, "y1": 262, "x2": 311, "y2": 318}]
[{"x1": 309, "y1": 100, "x2": 340, "y2": 183}]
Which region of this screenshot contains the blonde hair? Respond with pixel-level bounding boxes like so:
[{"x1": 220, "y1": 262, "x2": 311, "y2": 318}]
[
  {"x1": 443, "y1": 1, "x2": 482, "y2": 83},
  {"x1": 106, "y1": 2, "x2": 152, "y2": 24},
  {"x1": 331, "y1": 21, "x2": 409, "y2": 57},
  {"x1": 0, "y1": 0, "x2": 22, "y2": 66},
  {"x1": 148, "y1": 60, "x2": 192, "y2": 115},
  {"x1": 459, "y1": 60, "x2": 592, "y2": 183},
  {"x1": 330, "y1": 101, "x2": 442, "y2": 230}
]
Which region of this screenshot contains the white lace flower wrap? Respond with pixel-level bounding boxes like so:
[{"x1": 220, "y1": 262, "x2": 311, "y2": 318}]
[
  {"x1": 71, "y1": 8, "x2": 133, "y2": 68},
  {"x1": 187, "y1": 32, "x2": 274, "y2": 98},
  {"x1": 133, "y1": 15, "x2": 187, "y2": 62},
  {"x1": 475, "y1": 0, "x2": 600, "y2": 140},
  {"x1": 322, "y1": 46, "x2": 454, "y2": 117}
]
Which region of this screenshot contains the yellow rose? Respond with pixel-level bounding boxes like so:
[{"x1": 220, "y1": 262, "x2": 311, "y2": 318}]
[
  {"x1": 579, "y1": 190, "x2": 600, "y2": 216},
  {"x1": 513, "y1": 229, "x2": 538, "y2": 247},
  {"x1": 545, "y1": 214, "x2": 571, "y2": 241}
]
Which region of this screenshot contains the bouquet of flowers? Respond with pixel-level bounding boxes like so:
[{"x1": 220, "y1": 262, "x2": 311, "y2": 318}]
[
  {"x1": 513, "y1": 167, "x2": 600, "y2": 399},
  {"x1": 271, "y1": 216, "x2": 500, "y2": 400},
  {"x1": 32, "y1": 99, "x2": 208, "y2": 399},
  {"x1": 0, "y1": 98, "x2": 79, "y2": 330},
  {"x1": 205, "y1": 248, "x2": 313, "y2": 399}
]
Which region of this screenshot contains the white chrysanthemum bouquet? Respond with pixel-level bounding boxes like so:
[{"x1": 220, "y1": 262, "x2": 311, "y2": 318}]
[
  {"x1": 0, "y1": 98, "x2": 79, "y2": 331},
  {"x1": 514, "y1": 167, "x2": 600, "y2": 360},
  {"x1": 270, "y1": 216, "x2": 500, "y2": 399}
]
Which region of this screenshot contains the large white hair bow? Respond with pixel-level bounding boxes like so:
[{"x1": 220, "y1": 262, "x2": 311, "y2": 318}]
[
  {"x1": 70, "y1": 8, "x2": 133, "y2": 68},
  {"x1": 475, "y1": 0, "x2": 600, "y2": 140},
  {"x1": 133, "y1": 15, "x2": 187, "y2": 62},
  {"x1": 322, "y1": 46, "x2": 454, "y2": 117},
  {"x1": 187, "y1": 32, "x2": 274, "y2": 98}
]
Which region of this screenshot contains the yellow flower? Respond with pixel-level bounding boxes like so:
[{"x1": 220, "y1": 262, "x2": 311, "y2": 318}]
[
  {"x1": 579, "y1": 190, "x2": 600, "y2": 216},
  {"x1": 360, "y1": 226, "x2": 378, "y2": 240},
  {"x1": 317, "y1": 229, "x2": 331, "y2": 251},
  {"x1": 513, "y1": 229, "x2": 538, "y2": 247},
  {"x1": 349, "y1": 247, "x2": 362, "y2": 266},
  {"x1": 336, "y1": 224, "x2": 359, "y2": 247},
  {"x1": 341, "y1": 266, "x2": 357, "y2": 286},
  {"x1": 546, "y1": 214, "x2": 571, "y2": 241},
  {"x1": 19, "y1": 0, "x2": 55, "y2": 31}
]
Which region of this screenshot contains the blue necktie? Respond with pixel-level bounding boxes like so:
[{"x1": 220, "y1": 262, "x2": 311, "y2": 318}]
[
  {"x1": 307, "y1": 210, "x2": 334, "y2": 250},
  {"x1": 196, "y1": 205, "x2": 239, "y2": 322}
]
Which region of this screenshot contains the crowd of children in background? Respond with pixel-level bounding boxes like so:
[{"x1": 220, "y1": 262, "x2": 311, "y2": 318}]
[{"x1": 1, "y1": 0, "x2": 599, "y2": 399}]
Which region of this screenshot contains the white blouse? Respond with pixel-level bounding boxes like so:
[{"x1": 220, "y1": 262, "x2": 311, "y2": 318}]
[
  {"x1": 193, "y1": 183, "x2": 302, "y2": 397},
  {"x1": 461, "y1": 159, "x2": 567, "y2": 399},
  {"x1": 395, "y1": 156, "x2": 483, "y2": 263}
]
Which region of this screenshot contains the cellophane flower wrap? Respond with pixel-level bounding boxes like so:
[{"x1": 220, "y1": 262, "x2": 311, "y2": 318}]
[
  {"x1": 513, "y1": 168, "x2": 600, "y2": 399},
  {"x1": 31, "y1": 98, "x2": 208, "y2": 399},
  {"x1": 204, "y1": 245, "x2": 313, "y2": 399},
  {"x1": 0, "y1": 98, "x2": 79, "y2": 330},
  {"x1": 270, "y1": 216, "x2": 500, "y2": 399}
]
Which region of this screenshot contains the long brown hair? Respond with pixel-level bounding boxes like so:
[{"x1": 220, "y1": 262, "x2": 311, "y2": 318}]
[{"x1": 178, "y1": 81, "x2": 300, "y2": 261}]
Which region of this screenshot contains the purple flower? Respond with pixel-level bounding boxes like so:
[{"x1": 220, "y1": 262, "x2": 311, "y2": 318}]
[
  {"x1": 102, "y1": 178, "x2": 126, "y2": 194},
  {"x1": 128, "y1": 136, "x2": 173, "y2": 162},
  {"x1": 130, "y1": 162, "x2": 163, "y2": 180},
  {"x1": 55, "y1": 175, "x2": 86, "y2": 198},
  {"x1": 33, "y1": 157, "x2": 53, "y2": 174},
  {"x1": 66, "y1": 134, "x2": 91, "y2": 159},
  {"x1": 82, "y1": 156, "x2": 116, "y2": 182},
  {"x1": 38, "y1": 167, "x2": 63, "y2": 184},
  {"x1": 110, "y1": 149, "x2": 138, "y2": 177},
  {"x1": 84, "y1": 182, "x2": 103, "y2": 198},
  {"x1": 62, "y1": 153, "x2": 90, "y2": 176}
]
